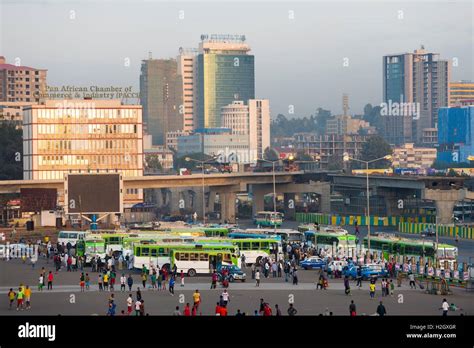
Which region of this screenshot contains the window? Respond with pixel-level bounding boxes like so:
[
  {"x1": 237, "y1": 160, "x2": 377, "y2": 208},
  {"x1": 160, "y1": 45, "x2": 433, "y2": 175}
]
[
  {"x1": 141, "y1": 248, "x2": 150, "y2": 256},
  {"x1": 190, "y1": 253, "x2": 198, "y2": 261},
  {"x1": 251, "y1": 242, "x2": 260, "y2": 250},
  {"x1": 179, "y1": 253, "x2": 189, "y2": 261},
  {"x1": 199, "y1": 253, "x2": 208, "y2": 261}
]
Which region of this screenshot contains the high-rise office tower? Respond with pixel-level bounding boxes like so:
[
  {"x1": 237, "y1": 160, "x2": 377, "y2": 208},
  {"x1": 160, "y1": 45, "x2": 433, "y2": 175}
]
[
  {"x1": 382, "y1": 48, "x2": 450, "y2": 145},
  {"x1": 0, "y1": 56, "x2": 47, "y2": 103},
  {"x1": 140, "y1": 57, "x2": 183, "y2": 145},
  {"x1": 177, "y1": 48, "x2": 198, "y2": 132},
  {"x1": 196, "y1": 34, "x2": 255, "y2": 129}
]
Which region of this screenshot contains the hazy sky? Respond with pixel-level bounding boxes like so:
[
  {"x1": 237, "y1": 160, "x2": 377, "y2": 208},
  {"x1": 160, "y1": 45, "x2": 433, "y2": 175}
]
[{"x1": 1, "y1": 0, "x2": 473, "y2": 118}]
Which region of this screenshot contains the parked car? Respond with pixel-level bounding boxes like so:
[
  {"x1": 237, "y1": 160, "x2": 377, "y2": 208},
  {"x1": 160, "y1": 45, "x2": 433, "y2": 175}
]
[
  {"x1": 217, "y1": 264, "x2": 246, "y2": 282},
  {"x1": 343, "y1": 263, "x2": 388, "y2": 280},
  {"x1": 300, "y1": 256, "x2": 326, "y2": 270}
]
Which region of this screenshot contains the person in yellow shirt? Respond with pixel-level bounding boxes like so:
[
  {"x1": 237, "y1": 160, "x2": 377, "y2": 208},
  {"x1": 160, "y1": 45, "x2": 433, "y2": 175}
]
[
  {"x1": 7, "y1": 288, "x2": 16, "y2": 310},
  {"x1": 369, "y1": 281, "x2": 376, "y2": 299},
  {"x1": 193, "y1": 290, "x2": 201, "y2": 312},
  {"x1": 103, "y1": 273, "x2": 109, "y2": 291},
  {"x1": 24, "y1": 285, "x2": 31, "y2": 309}
]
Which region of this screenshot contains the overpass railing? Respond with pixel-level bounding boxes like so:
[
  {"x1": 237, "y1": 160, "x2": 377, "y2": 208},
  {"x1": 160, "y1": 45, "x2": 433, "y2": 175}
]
[{"x1": 295, "y1": 213, "x2": 434, "y2": 227}]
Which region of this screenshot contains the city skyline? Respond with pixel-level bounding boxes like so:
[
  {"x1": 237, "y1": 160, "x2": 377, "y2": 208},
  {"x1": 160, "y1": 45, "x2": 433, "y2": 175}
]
[{"x1": 1, "y1": 0, "x2": 472, "y2": 117}]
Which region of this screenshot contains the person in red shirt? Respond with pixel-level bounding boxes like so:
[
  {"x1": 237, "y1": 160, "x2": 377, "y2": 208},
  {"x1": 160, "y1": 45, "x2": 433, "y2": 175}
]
[
  {"x1": 219, "y1": 304, "x2": 228, "y2": 316},
  {"x1": 183, "y1": 303, "x2": 191, "y2": 316},
  {"x1": 263, "y1": 303, "x2": 272, "y2": 316},
  {"x1": 215, "y1": 302, "x2": 221, "y2": 315},
  {"x1": 191, "y1": 304, "x2": 197, "y2": 316},
  {"x1": 47, "y1": 271, "x2": 54, "y2": 290}
]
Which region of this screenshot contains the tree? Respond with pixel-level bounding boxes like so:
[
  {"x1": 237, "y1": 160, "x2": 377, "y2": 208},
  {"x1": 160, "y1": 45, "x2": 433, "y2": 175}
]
[
  {"x1": 0, "y1": 123, "x2": 23, "y2": 180},
  {"x1": 263, "y1": 147, "x2": 279, "y2": 161},
  {"x1": 360, "y1": 135, "x2": 392, "y2": 169},
  {"x1": 144, "y1": 154, "x2": 163, "y2": 173}
]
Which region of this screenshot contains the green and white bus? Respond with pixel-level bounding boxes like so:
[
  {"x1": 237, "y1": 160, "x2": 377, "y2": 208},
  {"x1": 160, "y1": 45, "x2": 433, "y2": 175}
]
[
  {"x1": 197, "y1": 237, "x2": 283, "y2": 265},
  {"x1": 363, "y1": 234, "x2": 458, "y2": 266},
  {"x1": 304, "y1": 229, "x2": 357, "y2": 257},
  {"x1": 253, "y1": 211, "x2": 284, "y2": 227},
  {"x1": 132, "y1": 242, "x2": 239, "y2": 270},
  {"x1": 83, "y1": 236, "x2": 106, "y2": 262},
  {"x1": 170, "y1": 248, "x2": 239, "y2": 276}
]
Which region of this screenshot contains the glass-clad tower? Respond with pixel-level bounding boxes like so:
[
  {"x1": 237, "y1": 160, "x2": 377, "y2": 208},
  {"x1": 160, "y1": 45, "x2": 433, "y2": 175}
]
[{"x1": 196, "y1": 35, "x2": 255, "y2": 129}]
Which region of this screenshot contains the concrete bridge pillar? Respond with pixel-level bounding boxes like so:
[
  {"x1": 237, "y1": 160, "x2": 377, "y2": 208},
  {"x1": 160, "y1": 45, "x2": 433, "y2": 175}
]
[
  {"x1": 220, "y1": 191, "x2": 237, "y2": 223},
  {"x1": 284, "y1": 193, "x2": 296, "y2": 220},
  {"x1": 424, "y1": 189, "x2": 466, "y2": 224},
  {"x1": 169, "y1": 188, "x2": 184, "y2": 215},
  {"x1": 250, "y1": 184, "x2": 272, "y2": 217}
]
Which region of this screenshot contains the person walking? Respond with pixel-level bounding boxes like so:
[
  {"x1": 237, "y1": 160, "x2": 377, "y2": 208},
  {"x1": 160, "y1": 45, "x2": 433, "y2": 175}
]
[
  {"x1": 120, "y1": 274, "x2": 126, "y2": 292},
  {"x1": 141, "y1": 272, "x2": 147, "y2": 289},
  {"x1": 408, "y1": 272, "x2": 416, "y2": 289},
  {"x1": 287, "y1": 303, "x2": 297, "y2": 316},
  {"x1": 16, "y1": 287, "x2": 24, "y2": 311},
  {"x1": 183, "y1": 303, "x2": 191, "y2": 316},
  {"x1": 47, "y1": 271, "x2": 54, "y2": 290},
  {"x1": 80, "y1": 273, "x2": 85, "y2": 292},
  {"x1": 275, "y1": 304, "x2": 282, "y2": 316},
  {"x1": 193, "y1": 290, "x2": 201, "y2": 312},
  {"x1": 369, "y1": 281, "x2": 376, "y2": 299},
  {"x1": 126, "y1": 294, "x2": 133, "y2": 315},
  {"x1": 440, "y1": 299, "x2": 449, "y2": 316},
  {"x1": 356, "y1": 267, "x2": 362, "y2": 288},
  {"x1": 85, "y1": 273, "x2": 90, "y2": 290},
  {"x1": 103, "y1": 272, "x2": 109, "y2": 291},
  {"x1": 376, "y1": 301, "x2": 386, "y2": 316},
  {"x1": 136, "y1": 288, "x2": 142, "y2": 302},
  {"x1": 180, "y1": 270, "x2": 185, "y2": 287},
  {"x1": 255, "y1": 269, "x2": 261, "y2": 287},
  {"x1": 222, "y1": 289, "x2": 230, "y2": 307},
  {"x1": 134, "y1": 299, "x2": 141, "y2": 316},
  {"x1": 7, "y1": 288, "x2": 16, "y2": 310},
  {"x1": 251, "y1": 263, "x2": 256, "y2": 279},
  {"x1": 344, "y1": 276, "x2": 351, "y2": 296},
  {"x1": 169, "y1": 276, "x2": 175, "y2": 295},
  {"x1": 211, "y1": 270, "x2": 218, "y2": 289},
  {"x1": 127, "y1": 274, "x2": 133, "y2": 291},
  {"x1": 349, "y1": 300, "x2": 356, "y2": 316},
  {"x1": 38, "y1": 274, "x2": 44, "y2": 292},
  {"x1": 98, "y1": 274, "x2": 103, "y2": 291},
  {"x1": 292, "y1": 268, "x2": 298, "y2": 285}
]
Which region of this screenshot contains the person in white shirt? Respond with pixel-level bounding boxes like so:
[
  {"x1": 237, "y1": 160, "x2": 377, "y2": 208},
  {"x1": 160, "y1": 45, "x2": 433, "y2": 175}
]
[
  {"x1": 221, "y1": 289, "x2": 230, "y2": 306},
  {"x1": 441, "y1": 299, "x2": 449, "y2": 316},
  {"x1": 126, "y1": 295, "x2": 133, "y2": 315},
  {"x1": 134, "y1": 300, "x2": 141, "y2": 316},
  {"x1": 120, "y1": 274, "x2": 127, "y2": 291}
]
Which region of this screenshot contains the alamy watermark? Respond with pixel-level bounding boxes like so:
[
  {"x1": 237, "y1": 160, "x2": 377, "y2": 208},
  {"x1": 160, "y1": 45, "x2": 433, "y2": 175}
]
[{"x1": 380, "y1": 95, "x2": 420, "y2": 120}]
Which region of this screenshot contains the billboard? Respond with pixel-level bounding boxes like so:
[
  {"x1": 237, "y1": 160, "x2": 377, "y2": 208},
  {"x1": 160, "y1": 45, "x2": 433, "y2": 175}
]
[
  {"x1": 20, "y1": 188, "x2": 57, "y2": 212},
  {"x1": 64, "y1": 174, "x2": 123, "y2": 214}
]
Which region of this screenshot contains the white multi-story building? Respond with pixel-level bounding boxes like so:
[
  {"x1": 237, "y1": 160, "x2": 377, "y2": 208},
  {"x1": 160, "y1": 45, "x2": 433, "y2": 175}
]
[
  {"x1": 221, "y1": 99, "x2": 270, "y2": 159},
  {"x1": 177, "y1": 48, "x2": 198, "y2": 132}
]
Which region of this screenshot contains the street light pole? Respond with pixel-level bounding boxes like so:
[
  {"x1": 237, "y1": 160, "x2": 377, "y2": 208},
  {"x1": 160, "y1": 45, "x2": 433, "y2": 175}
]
[
  {"x1": 343, "y1": 153, "x2": 392, "y2": 257},
  {"x1": 185, "y1": 156, "x2": 217, "y2": 225},
  {"x1": 366, "y1": 161, "x2": 371, "y2": 251}
]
